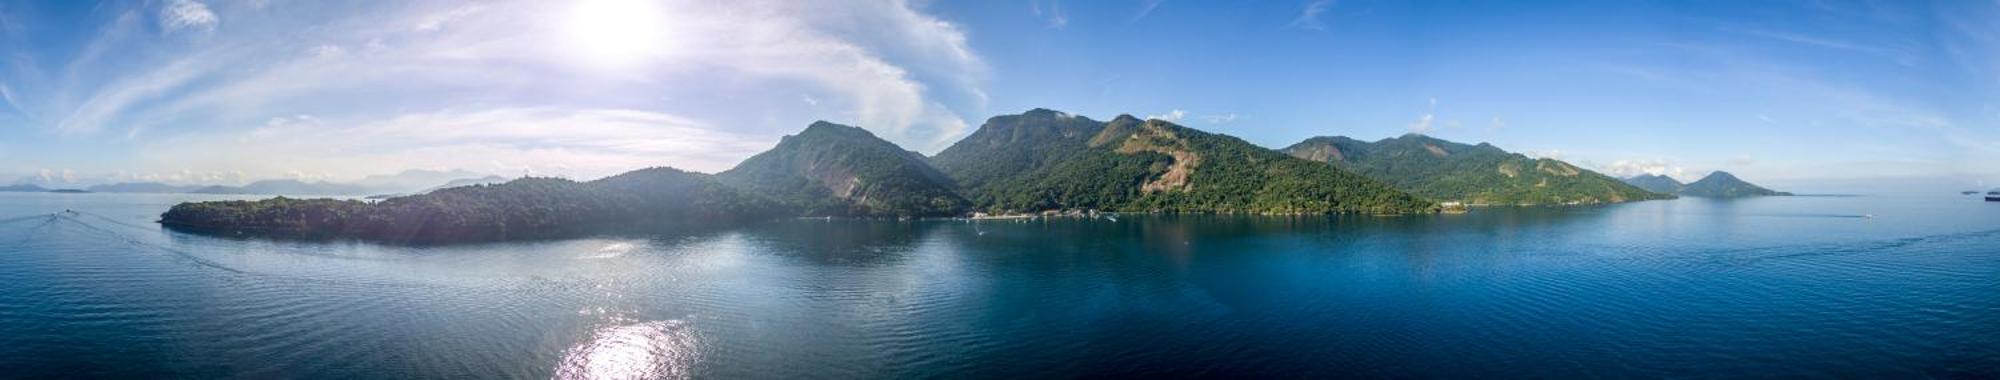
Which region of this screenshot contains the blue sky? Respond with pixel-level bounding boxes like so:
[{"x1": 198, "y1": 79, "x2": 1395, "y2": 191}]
[{"x1": 0, "y1": 0, "x2": 1995, "y2": 191}]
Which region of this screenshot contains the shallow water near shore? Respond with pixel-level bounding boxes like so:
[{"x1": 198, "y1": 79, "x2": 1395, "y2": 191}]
[{"x1": 1, "y1": 192, "x2": 1996, "y2": 378}]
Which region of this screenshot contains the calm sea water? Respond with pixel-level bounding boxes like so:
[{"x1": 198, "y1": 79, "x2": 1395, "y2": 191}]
[{"x1": 0, "y1": 192, "x2": 1995, "y2": 378}]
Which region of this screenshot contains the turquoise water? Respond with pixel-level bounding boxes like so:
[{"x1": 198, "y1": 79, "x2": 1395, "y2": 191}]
[{"x1": 0, "y1": 192, "x2": 1996, "y2": 378}]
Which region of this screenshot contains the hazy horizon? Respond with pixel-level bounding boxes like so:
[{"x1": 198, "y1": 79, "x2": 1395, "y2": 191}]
[{"x1": 2, "y1": 0, "x2": 1996, "y2": 192}]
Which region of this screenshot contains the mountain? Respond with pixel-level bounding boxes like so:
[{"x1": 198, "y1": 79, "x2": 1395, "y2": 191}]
[
  {"x1": 161, "y1": 120, "x2": 975, "y2": 243},
  {"x1": 1678, "y1": 171, "x2": 1791, "y2": 198},
  {"x1": 716, "y1": 121, "x2": 969, "y2": 217},
  {"x1": 190, "y1": 180, "x2": 375, "y2": 196},
  {"x1": 1621, "y1": 174, "x2": 1684, "y2": 194},
  {"x1": 0, "y1": 184, "x2": 47, "y2": 192},
  {"x1": 87, "y1": 182, "x2": 206, "y2": 193},
  {"x1": 352, "y1": 169, "x2": 494, "y2": 194},
  {"x1": 931, "y1": 109, "x2": 1435, "y2": 214},
  {"x1": 161, "y1": 168, "x2": 784, "y2": 244},
  {"x1": 1280, "y1": 134, "x2": 1670, "y2": 205},
  {"x1": 419, "y1": 175, "x2": 511, "y2": 194}
]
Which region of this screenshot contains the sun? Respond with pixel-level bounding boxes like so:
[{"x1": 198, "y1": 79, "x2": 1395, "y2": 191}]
[{"x1": 563, "y1": 0, "x2": 669, "y2": 66}]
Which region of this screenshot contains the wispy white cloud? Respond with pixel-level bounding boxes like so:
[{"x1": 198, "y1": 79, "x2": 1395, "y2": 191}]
[
  {"x1": 1203, "y1": 113, "x2": 1238, "y2": 124},
  {"x1": 26, "y1": 0, "x2": 988, "y2": 179},
  {"x1": 1602, "y1": 159, "x2": 1688, "y2": 180},
  {"x1": 1291, "y1": 0, "x2": 1334, "y2": 31},
  {"x1": 1133, "y1": 0, "x2": 1164, "y2": 22},
  {"x1": 0, "y1": 82, "x2": 18, "y2": 114},
  {"x1": 413, "y1": 4, "x2": 484, "y2": 32},
  {"x1": 1030, "y1": 0, "x2": 1068, "y2": 29},
  {"x1": 1408, "y1": 97, "x2": 1436, "y2": 134},
  {"x1": 159, "y1": 0, "x2": 218, "y2": 32},
  {"x1": 1730, "y1": 28, "x2": 1919, "y2": 66},
  {"x1": 1147, "y1": 109, "x2": 1186, "y2": 122},
  {"x1": 146, "y1": 107, "x2": 774, "y2": 180}
]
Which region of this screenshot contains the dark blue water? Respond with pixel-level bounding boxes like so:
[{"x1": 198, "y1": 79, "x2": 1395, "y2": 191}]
[{"x1": 0, "y1": 192, "x2": 1996, "y2": 378}]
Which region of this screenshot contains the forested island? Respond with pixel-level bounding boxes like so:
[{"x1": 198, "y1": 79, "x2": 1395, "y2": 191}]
[
  {"x1": 160, "y1": 108, "x2": 1780, "y2": 244},
  {"x1": 1620, "y1": 171, "x2": 1792, "y2": 198}
]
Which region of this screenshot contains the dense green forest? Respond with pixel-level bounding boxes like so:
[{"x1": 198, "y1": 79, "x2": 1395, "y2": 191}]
[
  {"x1": 931, "y1": 110, "x2": 1436, "y2": 214},
  {"x1": 1280, "y1": 134, "x2": 1670, "y2": 205},
  {"x1": 161, "y1": 168, "x2": 783, "y2": 243},
  {"x1": 1621, "y1": 174, "x2": 1685, "y2": 194},
  {"x1": 717, "y1": 121, "x2": 969, "y2": 217},
  {"x1": 1678, "y1": 171, "x2": 1791, "y2": 197}
]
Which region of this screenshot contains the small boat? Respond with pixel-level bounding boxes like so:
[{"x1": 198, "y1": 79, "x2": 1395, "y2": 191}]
[{"x1": 1988, "y1": 191, "x2": 2000, "y2": 202}]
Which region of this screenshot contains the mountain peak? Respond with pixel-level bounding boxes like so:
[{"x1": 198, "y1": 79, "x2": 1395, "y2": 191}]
[
  {"x1": 1024, "y1": 108, "x2": 1062, "y2": 116},
  {"x1": 721, "y1": 121, "x2": 967, "y2": 217},
  {"x1": 1681, "y1": 171, "x2": 1787, "y2": 197},
  {"x1": 797, "y1": 121, "x2": 879, "y2": 140}
]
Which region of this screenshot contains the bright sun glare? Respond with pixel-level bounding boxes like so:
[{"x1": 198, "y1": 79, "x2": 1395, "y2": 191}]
[{"x1": 564, "y1": 0, "x2": 668, "y2": 66}]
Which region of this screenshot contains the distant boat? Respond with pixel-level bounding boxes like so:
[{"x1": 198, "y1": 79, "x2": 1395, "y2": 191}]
[
  {"x1": 1965, "y1": 191, "x2": 1982, "y2": 195},
  {"x1": 1988, "y1": 191, "x2": 2000, "y2": 202}
]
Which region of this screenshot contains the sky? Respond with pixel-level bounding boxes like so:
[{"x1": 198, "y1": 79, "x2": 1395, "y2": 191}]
[{"x1": 0, "y1": 0, "x2": 1995, "y2": 192}]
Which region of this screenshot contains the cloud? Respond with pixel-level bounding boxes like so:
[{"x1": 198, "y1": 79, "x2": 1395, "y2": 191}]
[
  {"x1": 414, "y1": 4, "x2": 484, "y2": 32},
  {"x1": 0, "y1": 82, "x2": 18, "y2": 114},
  {"x1": 309, "y1": 44, "x2": 346, "y2": 59},
  {"x1": 28, "y1": 0, "x2": 988, "y2": 179},
  {"x1": 1728, "y1": 155, "x2": 1755, "y2": 167},
  {"x1": 145, "y1": 107, "x2": 774, "y2": 180},
  {"x1": 1203, "y1": 113, "x2": 1238, "y2": 124},
  {"x1": 1408, "y1": 97, "x2": 1436, "y2": 134},
  {"x1": 1731, "y1": 28, "x2": 1920, "y2": 66},
  {"x1": 1291, "y1": 0, "x2": 1334, "y2": 31},
  {"x1": 1031, "y1": 0, "x2": 1068, "y2": 29},
  {"x1": 1147, "y1": 109, "x2": 1187, "y2": 122},
  {"x1": 1603, "y1": 159, "x2": 1687, "y2": 179},
  {"x1": 159, "y1": 0, "x2": 218, "y2": 32},
  {"x1": 1525, "y1": 150, "x2": 1563, "y2": 160},
  {"x1": 1488, "y1": 116, "x2": 1506, "y2": 131},
  {"x1": 1133, "y1": 0, "x2": 1164, "y2": 22}
]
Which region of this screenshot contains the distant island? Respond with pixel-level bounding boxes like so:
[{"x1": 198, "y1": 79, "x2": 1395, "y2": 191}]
[
  {"x1": 1620, "y1": 171, "x2": 1791, "y2": 198},
  {"x1": 161, "y1": 108, "x2": 1798, "y2": 244},
  {"x1": 0, "y1": 170, "x2": 510, "y2": 197}
]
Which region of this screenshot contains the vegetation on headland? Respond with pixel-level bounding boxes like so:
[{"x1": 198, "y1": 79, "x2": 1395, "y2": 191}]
[
  {"x1": 1281, "y1": 134, "x2": 1670, "y2": 205},
  {"x1": 162, "y1": 168, "x2": 783, "y2": 243},
  {"x1": 931, "y1": 110, "x2": 1436, "y2": 214},
  {"x1": 716, "y1": 121, "x2": 970, "y2": 217}
]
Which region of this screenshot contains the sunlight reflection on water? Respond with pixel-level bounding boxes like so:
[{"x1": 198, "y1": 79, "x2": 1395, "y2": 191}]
[
  {"x1": 581, "y1": 242, "x2": 638, "y2": 260},
  {"x1": 553, "y1": 319, "x2": 700, "y2": 380}
]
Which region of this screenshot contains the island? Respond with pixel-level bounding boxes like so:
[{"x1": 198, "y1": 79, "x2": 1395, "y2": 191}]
[
  {"x1": 161, "y1": 109, "x2": 1442, "y2": 244},
  {"x1": 1621, "y1": 171, "x2": 1791, "y2": 198}
]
